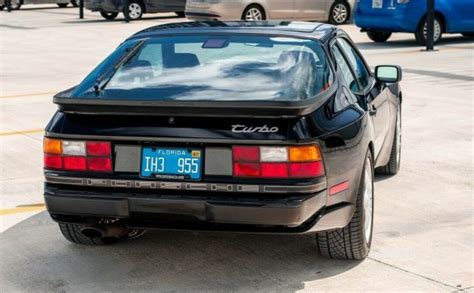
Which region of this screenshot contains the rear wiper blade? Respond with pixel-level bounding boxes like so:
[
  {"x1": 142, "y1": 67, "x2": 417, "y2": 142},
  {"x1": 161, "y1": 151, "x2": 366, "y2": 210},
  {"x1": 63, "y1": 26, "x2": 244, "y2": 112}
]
[{"x1": 93, "y1": 40, "x2": 146, "y2": 95}]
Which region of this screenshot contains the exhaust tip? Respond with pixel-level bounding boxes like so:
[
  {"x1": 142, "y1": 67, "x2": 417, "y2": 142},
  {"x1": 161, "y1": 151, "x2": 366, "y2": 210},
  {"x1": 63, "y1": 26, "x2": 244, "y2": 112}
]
[{"x1": 81, "y1": 227, "x2": 104, "y2": 238}]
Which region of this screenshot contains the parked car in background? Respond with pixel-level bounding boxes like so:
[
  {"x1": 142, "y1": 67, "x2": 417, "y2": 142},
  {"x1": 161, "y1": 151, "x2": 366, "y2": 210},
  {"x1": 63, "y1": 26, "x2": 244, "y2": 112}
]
[
  {"x1": 186, "y1": 0, "x2": 356, "y2": 25},
  {"x1": 85, "y1": 0, "x2": 185, "y2": 20},
  {"x1": 0, "y1": 0, "x2": 76, "y2": 10},
  {"x1": 355, "y1": 0, "x2": 474, "y2": 45}
]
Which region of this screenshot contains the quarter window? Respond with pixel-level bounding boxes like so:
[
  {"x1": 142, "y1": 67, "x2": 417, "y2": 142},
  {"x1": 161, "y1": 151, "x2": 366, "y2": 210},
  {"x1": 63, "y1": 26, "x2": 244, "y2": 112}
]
[
  {"x1": 332, "y1": 45, "x2": 359, "y2": 92},
  {"x1": 337, "y1": 38, "x2": 370, "y2": 90}
]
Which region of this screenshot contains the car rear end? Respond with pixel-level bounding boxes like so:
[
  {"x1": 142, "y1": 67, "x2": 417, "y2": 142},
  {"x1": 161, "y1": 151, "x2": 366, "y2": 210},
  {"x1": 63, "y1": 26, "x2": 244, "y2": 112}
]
[
  {"x1": 44, "y1": 31, "x2": 355, "y2": 235},
  {"x1": 44, "y1": 117, "x2": 328, "y2": 232},
  {"x1": 355, "y1": 0, "x2": 424, "y2": 32}
]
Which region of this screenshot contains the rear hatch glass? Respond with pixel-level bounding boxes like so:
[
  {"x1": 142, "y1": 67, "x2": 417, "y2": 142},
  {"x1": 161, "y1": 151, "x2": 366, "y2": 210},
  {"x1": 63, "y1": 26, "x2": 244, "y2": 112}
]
[{"x1": 68, "y1": 35, "x2": 333, "y2": 103}]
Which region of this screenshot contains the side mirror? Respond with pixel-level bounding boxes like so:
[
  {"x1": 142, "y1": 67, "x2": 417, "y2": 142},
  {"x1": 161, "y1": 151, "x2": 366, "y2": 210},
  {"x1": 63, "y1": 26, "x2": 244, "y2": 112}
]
[{"x1": 375, "y1": 65, "x2": 402, "y2": 83}]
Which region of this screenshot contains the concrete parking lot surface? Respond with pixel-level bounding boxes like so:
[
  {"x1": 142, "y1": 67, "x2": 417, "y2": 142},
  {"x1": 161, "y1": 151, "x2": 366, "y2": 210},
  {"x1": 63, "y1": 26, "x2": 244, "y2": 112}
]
[{"x1": 1, "y1": 6, "x2": 473, "y2": 292}]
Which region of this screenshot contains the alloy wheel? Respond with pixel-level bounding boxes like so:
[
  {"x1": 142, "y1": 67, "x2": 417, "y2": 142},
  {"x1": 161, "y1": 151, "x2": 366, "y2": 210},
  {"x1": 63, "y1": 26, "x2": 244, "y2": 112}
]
[
  {"x1": 363, "y1": 156, "x2": 374, "y2": 243},
  {"x1": 245, "y1": 8, "x2": 263, "y2": 21},
  {"x1": 332, "y1": 4, "x2": 348, "y2": 24},
  {"x1": 423, "y1": 19, "x2": 441, "y2": 43},
  {"x1": 395, "y1": 107, "x2": 402, "y2": 165},
  {"x1": 128, "y1": 3, "x2": 142, "y2": 20}
]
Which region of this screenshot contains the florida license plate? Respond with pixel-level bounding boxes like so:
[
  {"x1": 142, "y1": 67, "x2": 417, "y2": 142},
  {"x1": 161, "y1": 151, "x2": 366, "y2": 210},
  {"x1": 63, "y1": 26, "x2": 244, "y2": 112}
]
[{"x1": 140, "y1": 147, "x2": 202, "y2": 180}]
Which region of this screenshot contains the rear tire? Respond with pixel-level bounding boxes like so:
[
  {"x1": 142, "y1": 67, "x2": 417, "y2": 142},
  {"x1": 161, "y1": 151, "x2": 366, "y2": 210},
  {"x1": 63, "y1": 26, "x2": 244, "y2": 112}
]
[
  {"x1": 59, "y1": 223, "x2": 119, "y2": 245},
  {"x1": 329, "y1": 0, "x2": 350, "y2": 25},
  {"x1": 367, "y1": 31, "x2": 392, "y2": 42},
  {"x1": 100, "y1": 11, "x2": 119, "y2": 20},
  {"x1": 316, "y1": 150, "x2": 374, "y2": 260},
  {"x1": 57, "y1": 3, "x2": 68, "y2": 7},
  {"x1": 415, "y1": 16, "x2": 442, "y2": 45},
  {"x1": 376, "y1": 103, "x2": 401, "y2": 175}
]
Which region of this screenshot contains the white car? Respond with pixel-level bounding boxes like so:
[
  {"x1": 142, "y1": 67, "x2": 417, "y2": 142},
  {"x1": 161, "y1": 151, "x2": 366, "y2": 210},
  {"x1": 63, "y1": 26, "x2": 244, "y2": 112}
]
[{"x1": 186, "y1": 0, "x2": 356, "y2": 24}]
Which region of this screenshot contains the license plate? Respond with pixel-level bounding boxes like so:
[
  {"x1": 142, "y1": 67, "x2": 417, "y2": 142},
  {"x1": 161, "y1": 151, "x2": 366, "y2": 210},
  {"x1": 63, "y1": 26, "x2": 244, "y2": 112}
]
[{"x1": 140, "y1": 147, "x2": 202, "y2": 180}]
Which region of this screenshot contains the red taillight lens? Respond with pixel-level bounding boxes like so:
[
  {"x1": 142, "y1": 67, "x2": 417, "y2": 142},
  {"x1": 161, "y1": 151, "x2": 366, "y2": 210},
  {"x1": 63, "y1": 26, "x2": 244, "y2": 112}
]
[
  {"x1": 86, "y1": 141, "x2": 111, "y2": 156},
  {"x1": 233, "y1": 145, "x2": 325, "y2": 179},
  {"x1": 288, "y1": 161, "x2": 324, "y2": 178},
  {"x1": 63, "y1": 156, "x2": 87, "y2": 171},
  {"x1": 87, "y1": 157, "x2": 112, "y2": 172},
  {"x1": 44, "y1": 139, "x2": 112, "y2": 173},
  {"x1": 234, "y1": 162, "x2": 260, "y2": 177},
  {"x1": 44, "y1": 154, "x2": 63, "y2": 169},
  {"x1": 261, "y1": 163, "x2": 288, "y2": 178},
  {"x1": 232, "y1": 146, "x2": 259, "y2": 162}
]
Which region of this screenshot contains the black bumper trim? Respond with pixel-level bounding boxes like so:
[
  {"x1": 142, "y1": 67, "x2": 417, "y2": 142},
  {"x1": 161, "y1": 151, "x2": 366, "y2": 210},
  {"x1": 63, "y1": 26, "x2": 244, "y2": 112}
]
[{"x1": 45, "y1": 190, "x2": 327, "y2": 227}]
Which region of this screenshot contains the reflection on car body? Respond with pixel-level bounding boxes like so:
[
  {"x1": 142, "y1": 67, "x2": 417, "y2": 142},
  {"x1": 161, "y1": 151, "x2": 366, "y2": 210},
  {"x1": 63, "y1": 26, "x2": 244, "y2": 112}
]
[{"x1": 43, "y1": 21, "x2": 403, "y2": 260}]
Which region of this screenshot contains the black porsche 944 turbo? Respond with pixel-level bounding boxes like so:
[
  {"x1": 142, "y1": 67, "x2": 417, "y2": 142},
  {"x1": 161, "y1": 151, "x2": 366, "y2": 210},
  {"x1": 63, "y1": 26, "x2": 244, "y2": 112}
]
[{"x1": 43, "y1": 21, "x2": 402, "y2": 260}]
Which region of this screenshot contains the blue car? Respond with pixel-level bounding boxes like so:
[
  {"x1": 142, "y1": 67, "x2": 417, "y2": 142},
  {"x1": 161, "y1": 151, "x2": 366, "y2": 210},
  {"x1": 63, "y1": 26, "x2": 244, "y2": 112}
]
[{"x1": 355, "y1": 0, "x2": 474, "y2": 45}]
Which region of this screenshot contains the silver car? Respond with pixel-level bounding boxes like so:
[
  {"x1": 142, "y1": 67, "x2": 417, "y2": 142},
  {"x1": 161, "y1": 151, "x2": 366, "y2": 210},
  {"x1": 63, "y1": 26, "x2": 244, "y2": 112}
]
[{"x1": 185, "y1": 0, "x2": 355, "y2": 24}]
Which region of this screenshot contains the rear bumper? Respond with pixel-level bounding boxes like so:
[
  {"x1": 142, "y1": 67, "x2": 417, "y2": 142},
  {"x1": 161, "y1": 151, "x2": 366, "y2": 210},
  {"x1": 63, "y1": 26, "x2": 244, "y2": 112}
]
[{"x1": 45, "y1": 185, "x2": 354, "y2": 233}]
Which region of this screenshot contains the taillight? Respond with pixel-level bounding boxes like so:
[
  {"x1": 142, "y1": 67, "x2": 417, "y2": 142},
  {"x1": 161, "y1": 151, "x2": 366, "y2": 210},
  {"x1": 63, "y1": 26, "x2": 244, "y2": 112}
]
[
  {"x1": 43, "y1": 138, "x2": 112, "y2": 172},
  {"x1": 232, "y1": 145, "x2": 324, "y2": 179}
]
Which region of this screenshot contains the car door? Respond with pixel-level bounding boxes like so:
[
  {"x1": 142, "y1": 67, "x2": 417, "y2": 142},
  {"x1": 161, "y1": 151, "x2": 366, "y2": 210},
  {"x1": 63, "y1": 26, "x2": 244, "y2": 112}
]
[
  {"x1": 293, "y1": 0, "x2": 328, "y2": 20},
  {"x1": 165, "y1": 0, "x2": 186, "y2": 11},
  {"x1": 445, "y1": 0, "x2": 474, "y2": 32},
  {"x1": 146, "y1": 0, "x2": 166, "y2": 12},
  {"x1": 333, "y1": 37, "x2": 391, "y2": 159},
  {"x1": 266, "y1": 0, "x2": 295, "y2": 19}
]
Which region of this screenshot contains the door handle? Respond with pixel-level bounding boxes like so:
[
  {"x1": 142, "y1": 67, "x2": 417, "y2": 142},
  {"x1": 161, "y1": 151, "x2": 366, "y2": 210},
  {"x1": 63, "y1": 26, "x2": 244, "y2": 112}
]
[{"x1": 369, "y1": 105, "x2": 377, "y2": 116}]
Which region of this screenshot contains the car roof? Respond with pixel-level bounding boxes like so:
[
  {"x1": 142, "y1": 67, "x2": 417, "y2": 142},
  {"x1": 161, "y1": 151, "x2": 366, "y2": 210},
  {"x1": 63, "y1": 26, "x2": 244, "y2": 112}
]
[{"x1": 130, "y1": 21, "x2": 337, "y2": 42}]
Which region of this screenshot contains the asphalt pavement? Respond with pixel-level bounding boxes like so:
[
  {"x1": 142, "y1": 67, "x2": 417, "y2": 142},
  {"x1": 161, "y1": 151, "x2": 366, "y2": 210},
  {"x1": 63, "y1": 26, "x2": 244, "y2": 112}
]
[{"x1": 0, "y1": 5, "x2": 473, "y2": 292}]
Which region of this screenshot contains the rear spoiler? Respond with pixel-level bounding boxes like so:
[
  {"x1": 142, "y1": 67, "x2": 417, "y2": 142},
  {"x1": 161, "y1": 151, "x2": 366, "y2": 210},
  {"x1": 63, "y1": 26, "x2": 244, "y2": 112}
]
[{"x1": 53, "y1": 84, "x2": 336, "y2": 118}]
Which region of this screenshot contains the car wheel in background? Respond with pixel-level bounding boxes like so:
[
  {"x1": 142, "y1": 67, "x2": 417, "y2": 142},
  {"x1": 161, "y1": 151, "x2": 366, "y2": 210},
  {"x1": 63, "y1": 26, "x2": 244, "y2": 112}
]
[
  {"x1": 376, "y1": 103, "x2": 402, "y2": 175},
  {"x1": 0, "y1": 4, "x2": 5, "y2": 10},
  {"x1": 242, "y1": 5, "x2": 265, "y2": 21},
  {"x1": 10, "y1": 0, "x2": 22, "y2": 10},
  {"x1": 57, "y1": 3, "x2": 68, "y2": 7},
  {"x1": 175, "y1": 11, "x2": 185, "y2": 17},
  {"x1": 316, "y1": 149, "x2": 374, "y2": 260},
  {"x1": 367, "y1": 30, "x2": 392, "y2": 42},
  {"x1": 101, "y1": 11, "x2": 119, "y2": 20},
  {"x1": 124, "y1": 0, "x2": 144, "y2": 20},
  {"x1": 70, "y1": 0, "x2": 78, "y2": 7},
  {"x1": 415, "y1": 16, "x2": 442, "y2": 45},
  {"x1": 329, "y1": 0, "x2": 350, "y2": 25}
]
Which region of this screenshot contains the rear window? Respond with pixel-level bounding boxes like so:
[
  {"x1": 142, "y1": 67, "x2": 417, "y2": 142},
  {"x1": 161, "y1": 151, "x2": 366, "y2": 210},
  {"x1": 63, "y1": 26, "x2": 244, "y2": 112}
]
[{"x1": 72, "y1": 35, "x2": 333, "y2": 102}]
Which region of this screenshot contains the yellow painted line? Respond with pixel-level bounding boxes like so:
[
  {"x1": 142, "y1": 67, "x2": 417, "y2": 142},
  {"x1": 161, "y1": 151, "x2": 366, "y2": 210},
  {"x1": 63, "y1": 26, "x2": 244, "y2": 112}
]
[
  {"x1": 0, "y1": 204, "x2": 45, "y2": 216},
  {"x1": 0, "y1": 92, "x2": 56, "y2": 99},
  {"x1": 0, "y1": 128, "x2": 44, "y2": 136}
]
